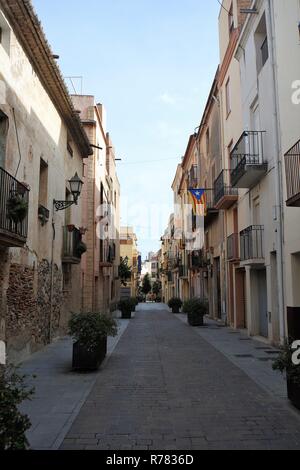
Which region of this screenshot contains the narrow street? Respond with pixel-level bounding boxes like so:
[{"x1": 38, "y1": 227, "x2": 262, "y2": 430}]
[{"x1": 52, "y1": 304, "x2": 300, "y2": 451}]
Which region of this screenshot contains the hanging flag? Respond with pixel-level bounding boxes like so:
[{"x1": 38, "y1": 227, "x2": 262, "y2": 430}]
[{"x1": 188, "y1": 189, "x2": 207, "y2": 216}]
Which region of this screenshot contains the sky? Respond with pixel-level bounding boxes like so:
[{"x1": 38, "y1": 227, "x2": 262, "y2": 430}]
[{"x1": 32, "y1": 0, "x2": 220, "y2": 259}]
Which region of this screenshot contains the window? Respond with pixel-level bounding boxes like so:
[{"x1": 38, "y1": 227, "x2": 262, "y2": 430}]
[
  {"x1": 255, "y1": 13, "x2": 269, "y2": 74},
  {"x1": 38, "y1": 158, "x2": 48, "y2": 207},
  {"x1": 228, "y1": 3, "x2": 234, "y2": 35},
  {"x1": 206, "y1": 128, "x2": 210, "y2": 156},
  {"x1": 225, "y1": 79, "x2": 231, "y2": 117}
]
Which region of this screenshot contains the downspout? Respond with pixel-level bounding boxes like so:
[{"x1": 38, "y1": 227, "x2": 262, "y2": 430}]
[
  {"x1": 49, "y1": 212, "x2": 56, "y2": 343},
  {"x1": 266, "y1": 0, "x2": 286, "y2": 342}
]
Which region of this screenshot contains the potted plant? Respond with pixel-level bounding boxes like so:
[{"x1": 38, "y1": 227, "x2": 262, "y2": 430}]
[
  {"x1": 168, "y1": 298, "x2": 183, "y2": 314},
  {"x1": 272, "y1": 340, "x2": 300, "y2": 410},
  {"x1": 184, "y1": 298, "x2": 208, "y2": 327},
  {"x1": 69, "y1": 312, "x2": 118, "y2": 371},
  {"x1": 6, "y1": 194, "x2": 28, "y2": 224},
  {"x1": 130, "y1": 297, "x2": 139, "y2": 312},
  {"x1": 118, "y1": 299, "x2": 133, "y2": 319},
  {"x1": 75, "y1": 240, "x2": 87, "y2": 257},
  {"x1": 0, "y1": 365, "x2": 35, "y2": 450}
]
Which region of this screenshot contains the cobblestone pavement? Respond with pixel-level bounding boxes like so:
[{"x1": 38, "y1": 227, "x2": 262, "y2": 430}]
[{"x1": 61, "y1": 304, "x2": 300, "y2": 450}]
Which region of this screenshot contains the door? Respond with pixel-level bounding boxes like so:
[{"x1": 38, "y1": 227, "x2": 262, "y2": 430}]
[
  {"x1": 257, "y1": 269, "x2": 268, "y2": 337},
  {"x1": 215, "y1": 257, "x2": 222, "y2": 319}
]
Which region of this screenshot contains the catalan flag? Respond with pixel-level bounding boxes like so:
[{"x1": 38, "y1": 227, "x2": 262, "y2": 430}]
[{"x1": 188, "y1": 189, "x2": 207, "y2": 217}]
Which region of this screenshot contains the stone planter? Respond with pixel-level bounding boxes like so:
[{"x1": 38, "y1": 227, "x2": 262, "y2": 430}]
[
  {"x1": 72, "y1": 337, "x2": 107, "y2": 371},
  {"x1": 188, "y1": 313, "x2": 204, "y2": 327},
  {"x1": 287, "y1": 378, "x2": 300, "y2": 411},
  {"x1": 121, "y1": 309, "x2": 132, "y2": 319}
]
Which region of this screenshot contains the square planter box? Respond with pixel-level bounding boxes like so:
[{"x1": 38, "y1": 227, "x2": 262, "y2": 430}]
[
  {"x1": 121, "y1": 310, "x2": 132, "y2": 319},
  {"x1": 188, "y1": 314, "x2": 204, "y2": 327},
  {"x1": 72, "y1": 337, "x2": 107, "y2": 371},
  {"x1": 287, "y1": 378, "x2": 300, "y2": 411}
]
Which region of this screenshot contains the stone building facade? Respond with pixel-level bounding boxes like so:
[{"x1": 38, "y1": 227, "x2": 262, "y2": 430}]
[
  {"x1": 0, "y1": 1, "x2": 92, "y2": 363},
  {"x1": 70, "y1": 95, "x2": 121, "y2": 314}
]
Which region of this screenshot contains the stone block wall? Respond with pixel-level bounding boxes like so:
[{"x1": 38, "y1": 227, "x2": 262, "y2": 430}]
[{"x1": 2, "y1": 256, "x2": 64, "y2": 363}]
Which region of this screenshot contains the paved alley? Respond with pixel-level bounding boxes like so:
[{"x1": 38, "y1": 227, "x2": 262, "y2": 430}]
[{"x1": 59, "y1": 304, "x2": 300, "y2": 450}]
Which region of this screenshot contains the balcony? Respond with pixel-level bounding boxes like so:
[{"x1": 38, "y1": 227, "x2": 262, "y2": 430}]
[
  {"x1": 204, "y1": 189, "x2": 219, "y2": 226},
  {"x1": 230, "y1": 131, "x2": 267, "y2": 189},
  {"x1": 179, "y1": 264, "x2": 188, "y2": 279},
  {"x1": 227, "y1": 233, "x2": 239, "y2": 261},
  {"x1": 189, "y1": 250, "x2": 207, "y2": 270},
  {"x1": 62, "y1": 226, "x2": 87, "y2": 264},
  {"x1": 214, "y1": 170, "x2": 238, "y2": 210},
  {"x1": 240, "y1": 225, "x2": 264, "y2": 265},
  {"x1": 284, "y1": 139, "x2": 300, "y2": 207},
  {"x1": 0, "y1": 167, "x2": 29, "y2": 247},
  {"x1": 100, "y1": 242, "x2": 115, "y2": 268}
]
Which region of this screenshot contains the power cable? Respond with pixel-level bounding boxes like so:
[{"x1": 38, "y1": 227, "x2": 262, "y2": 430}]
[{"x1": 217, "y1": 0, "x2": 233, "y2": 15}]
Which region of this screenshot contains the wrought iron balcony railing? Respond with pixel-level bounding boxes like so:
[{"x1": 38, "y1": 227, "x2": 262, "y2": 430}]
[
  {"x1": 284, "y1": 139, "x2": 300, "y2": 207},
  {"x1": 62, "y1": 226, "x2": 87, "y2": 264},
  {"x1": 0, "y1": 166, "x2": 29, "y2": 247},
  {"x1": 240, "y1": 225, "x2": 264, "y2": 262},
  {"x1": 230, "y1": 131, "x2": 267, "y2": 188},
  {"x1": 214, "y1": 170, "x2": 238, "y2": 209},
  {"x1": 189, "y1": 250, "x2": 207, "y2": 270}
]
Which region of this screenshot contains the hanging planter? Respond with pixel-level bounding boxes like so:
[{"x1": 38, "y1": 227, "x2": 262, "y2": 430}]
[{"x1": 7, "y1": 194, "x2": 28, "y2": 224}]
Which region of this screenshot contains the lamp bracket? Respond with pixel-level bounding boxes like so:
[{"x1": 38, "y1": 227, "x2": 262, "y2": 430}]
[{"x1": 53, "y1": 200, "x2": 75, "y2": 212}]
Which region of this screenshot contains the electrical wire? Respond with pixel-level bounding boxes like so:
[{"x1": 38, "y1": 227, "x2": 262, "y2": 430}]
[
  {"x1": 217, "y1": 0, "x2": 233, "y2": 15},
  {"x1": 118, "y1": 157, "x2": 181, "y2": 165}
]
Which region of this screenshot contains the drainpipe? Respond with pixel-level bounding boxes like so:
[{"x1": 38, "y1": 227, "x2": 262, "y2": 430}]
[
  {"x1": 266, "y1": 0, "x2": 286, "y2": 342},
  {"x1": 49, "y1": 211, "x2": 56, "y2": 343}
]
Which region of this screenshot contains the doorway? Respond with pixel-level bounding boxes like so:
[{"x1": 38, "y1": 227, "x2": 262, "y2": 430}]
[{"x1": 257, "y1": 269, "x2": 268, "y2": 337}]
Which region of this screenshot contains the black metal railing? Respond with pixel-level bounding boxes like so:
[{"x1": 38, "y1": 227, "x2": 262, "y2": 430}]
[
  {"x1": 227, "y1": 233, "x2": 239, "y2": 261},
  {"x1": 230, "y1": 131, "x2": 266, "y2": 185},
  {"x1": 62, "y1": 226, "x2": 86, "y2": 262},
  {"x1": 179, "y1": 264, "x2": 188, "y2": 278},
  {"x1": 189, "y1": 250, "x2": 206, "y2": 269},
  {"x1": 0, "y1": 166, "x2": 29, "y2": 241},
  {"x1": 214, "y1": 170, "x2": 238, "y2": 205},
  {"x1": 284, "y1": 139, "x2": 300, "y2": 204},
  {"x1": 240, "y1": 225, "x2": 264, "y2": 261}
]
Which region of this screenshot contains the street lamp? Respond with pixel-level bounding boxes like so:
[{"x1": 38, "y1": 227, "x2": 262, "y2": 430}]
[{"x1": 53, "y1": 172, "x2": 84, "y2": 211}]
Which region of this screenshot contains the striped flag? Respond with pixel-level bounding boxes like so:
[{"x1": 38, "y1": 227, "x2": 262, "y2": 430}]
[{"x1": 188, "y1": 189, "x2": 207, "y2": 217}]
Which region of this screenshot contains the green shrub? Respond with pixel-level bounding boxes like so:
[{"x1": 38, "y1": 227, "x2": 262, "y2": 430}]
[
  {"x1": 0, "y1": 365, "x2": 35, "y2": 450},
  {"x1": 272, "y1": 340, "x2": 300, "y2": 385},
  {"x1": 69, "y1": 312, "x2": 118, "y2": 353},
  {"x1": 168, "y1": 298, "x2": 183, "y2": 310}
]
